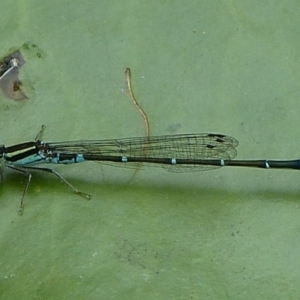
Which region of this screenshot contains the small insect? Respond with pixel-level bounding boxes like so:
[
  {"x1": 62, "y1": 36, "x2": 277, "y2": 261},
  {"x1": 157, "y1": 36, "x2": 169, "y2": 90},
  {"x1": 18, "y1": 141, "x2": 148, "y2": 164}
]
[{"x1": 0, "y1": 50, "x2": 27, "y2": 101}]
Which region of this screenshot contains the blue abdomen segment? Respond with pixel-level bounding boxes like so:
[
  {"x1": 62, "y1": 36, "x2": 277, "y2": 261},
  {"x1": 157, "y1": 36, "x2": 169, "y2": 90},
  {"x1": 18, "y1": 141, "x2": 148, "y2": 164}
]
[
  {"x1": 11, "y1": 154, "x2": 45, "y2": 166},
  {"x1": 49, "y1": 153, "x2": 85, "y2": 164}
]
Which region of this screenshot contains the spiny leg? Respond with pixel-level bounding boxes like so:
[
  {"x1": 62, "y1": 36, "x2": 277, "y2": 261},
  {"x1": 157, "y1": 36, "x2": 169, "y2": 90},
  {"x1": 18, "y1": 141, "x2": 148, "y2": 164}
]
[
  {"x1": 18, "y1": 165, "x2": 92, "y2": 199},
  {"x1": 7, "y1": 165, "x2": 32, "y2": 215},
  {"x1": 8, "y1": 165, "x2": 91, "y2": 214},
  {"x1": 35, "y1": 125, "x2": 46, "y2": 141}
]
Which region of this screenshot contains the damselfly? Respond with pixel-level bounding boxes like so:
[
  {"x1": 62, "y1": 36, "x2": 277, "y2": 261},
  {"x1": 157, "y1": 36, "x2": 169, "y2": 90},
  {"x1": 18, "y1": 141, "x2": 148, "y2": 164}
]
[{"x1": 1, "y1": 129, "x2": 299, "y2": 214}]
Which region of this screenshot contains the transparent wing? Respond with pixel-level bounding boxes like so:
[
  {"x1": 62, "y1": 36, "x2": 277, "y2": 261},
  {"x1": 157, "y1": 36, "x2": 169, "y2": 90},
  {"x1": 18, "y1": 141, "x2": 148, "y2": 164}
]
[{"x1": 47, "y1": 133, "x2": 239, "y2": 172}]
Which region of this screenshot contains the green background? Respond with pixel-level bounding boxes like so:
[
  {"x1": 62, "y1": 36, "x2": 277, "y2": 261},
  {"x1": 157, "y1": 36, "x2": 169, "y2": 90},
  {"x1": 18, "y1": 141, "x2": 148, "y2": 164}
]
[{"x1": 0, "y1": 1, "x2": 300, "y2": 299}]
